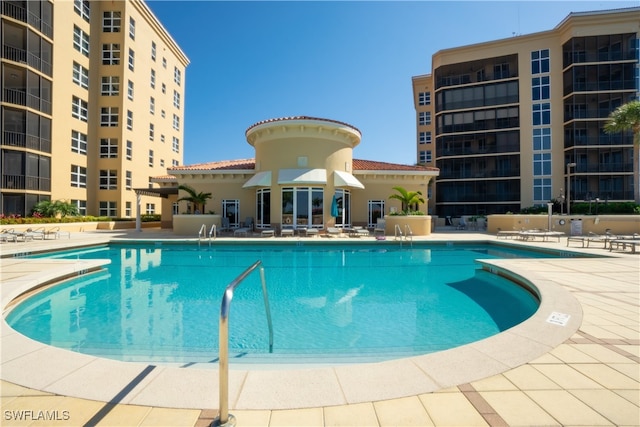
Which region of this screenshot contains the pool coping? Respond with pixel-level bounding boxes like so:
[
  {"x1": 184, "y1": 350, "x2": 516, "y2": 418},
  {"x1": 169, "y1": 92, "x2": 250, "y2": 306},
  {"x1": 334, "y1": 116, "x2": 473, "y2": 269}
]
[{"x1": 0, "y1": 236, "x2": 589, "y2": 410}]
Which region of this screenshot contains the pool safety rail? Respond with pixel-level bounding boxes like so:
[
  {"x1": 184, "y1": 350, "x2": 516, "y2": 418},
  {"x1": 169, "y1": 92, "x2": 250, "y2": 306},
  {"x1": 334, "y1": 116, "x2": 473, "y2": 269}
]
[
  {"x1": 213, "y1": 260, "x2": 273, "y2": 427},
  {"x1": 394, "y1": 224, "x2": 413, "y2": 248},
  {"x1": 198, "y1": 223, "x2": 217, "y2": 247}
]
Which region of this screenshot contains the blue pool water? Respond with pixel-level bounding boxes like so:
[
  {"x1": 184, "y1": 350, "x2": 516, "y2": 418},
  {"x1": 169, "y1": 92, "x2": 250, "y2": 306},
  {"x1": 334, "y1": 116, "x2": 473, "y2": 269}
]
[{"x1": 7, "y1": 243, "x2": 546, "y2": 364}]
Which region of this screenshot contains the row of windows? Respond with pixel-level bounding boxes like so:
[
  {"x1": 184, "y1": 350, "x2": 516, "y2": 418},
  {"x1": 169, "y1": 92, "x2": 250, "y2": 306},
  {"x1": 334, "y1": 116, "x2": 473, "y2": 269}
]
[
  {"x1": 70, "y1": 101, "x2": 182, "y2": 133},
  {"x1": 70, "y1": 133, "x2": 179, "y2": 164}
]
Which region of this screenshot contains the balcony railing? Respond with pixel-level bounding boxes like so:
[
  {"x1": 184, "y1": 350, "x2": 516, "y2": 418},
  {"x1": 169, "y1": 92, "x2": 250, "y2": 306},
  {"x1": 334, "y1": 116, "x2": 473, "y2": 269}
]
[
  {"x1": 2, "y1": 45, "x2": 52, "y2": 77},
  {"x1": 2, "y1": 2, "x2": 53, "y2": 39}
]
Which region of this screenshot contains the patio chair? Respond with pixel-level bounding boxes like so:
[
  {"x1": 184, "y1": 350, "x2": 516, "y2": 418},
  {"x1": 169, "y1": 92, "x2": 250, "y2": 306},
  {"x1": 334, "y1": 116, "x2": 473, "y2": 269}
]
[
  {"x1": 373, "y1": 219, "x2": 386, "y2": 237},
  {"x1": 241, "y1": 217, "x2": 254, "y2": 230},
  {"x1": 219, "y1": 217, "x2": 232, "y2": 233},
  {"x1": 456, "y1": 218, "x2": 467, "y2": 230}
]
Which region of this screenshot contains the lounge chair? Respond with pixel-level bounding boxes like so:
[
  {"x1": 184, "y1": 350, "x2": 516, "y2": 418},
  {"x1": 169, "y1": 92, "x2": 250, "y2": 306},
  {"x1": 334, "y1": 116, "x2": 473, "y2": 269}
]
[
  {"x1": 280, "y1": 227, "x2": 295, "y2": 237},
  {"x1": 43, "y1": 226, "x2": 70, "y2": 239},
  {"x1": 456, "y1": 218, "x2": 467, "y2": 230},
  {"x1": 25, "y1": 227, "x2": 46, "y2": 240},
  {"x1": 5, "y1": 229, "x2": 33, "y2": 242},
  {"x1": 241, "y1": 217, "x2": 254, "y2": 230},
  {"x1": 261, "y1": 229, "x2": 275, "y2": 237},
  {"x1": 298, "y1": 227, "x2": 319, "y2": 237},
  {"x1": 326, "y1": 227, "x2": 342, "y2": 237},
  {"x1": 0, "y1": 229, "x2": 17, "y2": 243},
  {"x1": 233, "y1": 227, "x2": 250, "y2": 237}
]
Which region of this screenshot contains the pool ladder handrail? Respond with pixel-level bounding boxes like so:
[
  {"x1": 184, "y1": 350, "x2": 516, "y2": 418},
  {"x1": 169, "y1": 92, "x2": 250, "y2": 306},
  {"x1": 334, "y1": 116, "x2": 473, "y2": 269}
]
[
  {"x1": 404, "y1": 224, "x2": 413, "y2": 247},
  {"x1": 214, "y1": 260, "x2": 273, "y2": 427},
  {"x1": 198, "y1": 224, "x2": 217, "y2": 247},
  {"x1": 393, "y1": 224, "x2": 413, "y2": 248}
]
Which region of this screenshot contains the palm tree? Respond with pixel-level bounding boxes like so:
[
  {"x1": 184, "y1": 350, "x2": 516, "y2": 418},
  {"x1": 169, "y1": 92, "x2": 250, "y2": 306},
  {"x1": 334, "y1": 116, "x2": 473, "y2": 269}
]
[
  {"x1": 389, "y1": 186, "x2": 426, "y2": 214},
  {"x1": 604, "y1": 100, "x2": 640, "y2": 203},
  {"x1": 177, "y1": 184, "x2": 212, "y2": 213},
  {"x1": 32, "y1": 199, "x2": 79, "y2": 218}
]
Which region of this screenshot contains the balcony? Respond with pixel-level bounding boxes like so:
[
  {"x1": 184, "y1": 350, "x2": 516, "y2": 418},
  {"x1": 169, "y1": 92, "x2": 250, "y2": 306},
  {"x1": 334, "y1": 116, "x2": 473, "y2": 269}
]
[{"x1": 3, "y1": 45, "x2": 52, "y2": 76}]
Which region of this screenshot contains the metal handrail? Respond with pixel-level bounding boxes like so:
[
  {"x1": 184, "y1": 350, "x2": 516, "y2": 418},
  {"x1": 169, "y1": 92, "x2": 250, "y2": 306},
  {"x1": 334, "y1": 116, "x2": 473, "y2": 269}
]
[
  {"x1": 214, "y1": 260, "x2": 272, "y2": 427},
  {"x1": 209, "y1": 224, "x2": 217, "y2": 240},
  {"x1": 404, "y1": 224, "x2": 413, "y2": 247}
]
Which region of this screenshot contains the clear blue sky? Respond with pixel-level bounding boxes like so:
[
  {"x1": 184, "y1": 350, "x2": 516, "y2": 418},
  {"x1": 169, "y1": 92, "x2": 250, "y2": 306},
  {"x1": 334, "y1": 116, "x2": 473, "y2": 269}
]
[{"x1": 147, "y1": 1, "x2": 639, "y2": 166}]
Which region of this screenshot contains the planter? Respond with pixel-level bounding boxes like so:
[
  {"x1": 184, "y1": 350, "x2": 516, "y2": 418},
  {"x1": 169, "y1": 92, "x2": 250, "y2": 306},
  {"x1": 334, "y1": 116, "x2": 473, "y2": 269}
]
[
  {"x1": 384, "y1": 215, "x2": 433, "y2": 236},
  {"x1": 173, "y1": 214, "x2": 221, "y2": 236}
]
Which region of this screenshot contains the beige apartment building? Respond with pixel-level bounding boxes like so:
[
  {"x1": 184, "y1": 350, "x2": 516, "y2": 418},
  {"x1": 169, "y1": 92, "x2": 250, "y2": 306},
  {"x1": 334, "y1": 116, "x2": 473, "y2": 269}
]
[
  {"x1": 413, "y1": 7, "x2": 639, "y2": 217},
  {"x1": 1, "y1": 0, "x2": 189, "y2": 217}
]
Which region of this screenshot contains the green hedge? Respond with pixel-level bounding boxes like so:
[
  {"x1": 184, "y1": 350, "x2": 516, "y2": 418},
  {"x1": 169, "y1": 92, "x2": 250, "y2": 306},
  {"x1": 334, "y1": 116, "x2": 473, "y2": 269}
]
[{"x1": 0, "y1": 214, "x2": 161, "y2": 225}]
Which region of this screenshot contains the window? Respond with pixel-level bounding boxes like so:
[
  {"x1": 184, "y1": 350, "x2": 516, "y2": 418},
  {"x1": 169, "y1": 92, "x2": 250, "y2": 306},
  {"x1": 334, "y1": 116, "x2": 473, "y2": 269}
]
[
  {"x1": 150, "y1": 69, "x2": 156, "y2": 88},
  {"x1": 162, "y1": 57, "x2": 167, "y2": 68},
  {"x1": 533, "y1": 178, "x2": 552, "y2": 202},
  {"x1": 174, "y1": 67, "x2": 181, "y2": 85},
  {"x1": 151, "y1": 42, "x2": 156, "y2": 61},
  {"x1": 146, "y1": 203, "x2": 155, "y2": 214},
  {"x1": 494, "y1": 63, "x2": 510, "y2": 79},
  {"x1": 72, "y1": 62, "x2": 89, "y2": 89},
  {"x1": 126, "y1": 110, "x2": 133, "y2": 130},
  {"x1": 125, "y1": 201, "x2": 132, "y2": 217},
  {"x1": 172, "y1": 137, "x2": 180, "y2": 153},
  {"x1": 173, "y1": 90, "x2": 180, "y2": 108},
  {"x1": 74, "y1": 0, "x2": 90, "y2": 22},
  {"x1": 127, "y1": 80, "x2": 134, "y2": 100},
  {"x1": 533, "y1": 128, "x2": 551, "y2": 151},
  {"x1": 161, "y1": 83, "x2": 166, "y2": 94},
  {"x1": 419, "y1": 131, "x2": 432, "y2": 144},
  {"x1": 148, "y1": 149, "x2": 154, "y2": 166},
  {"x1": 99, "y1": 201, "x2": 117, "y2": 217},
  {"x1": 125, "y1": 171, "x2": 132, "y2": 189},
  {"x1": 533, "y1": 153, "x2": 551, "y2": 176},
  {"x1": 126, "y1": 140, "x2": 132, "y2": 160},
  {"x1": 73, "y1": 26, "x2": 89, "y2": 57},
  {"x1": 71, "y1": 165, "x2": 87, "y2": 188},
  {"x1": 72, "y1": 96, "x2": 88, "y2": 122},
  {"x1": 419, "y1": 150, "x2": 432, "y2": 163},
  {"x1": 532, "y1": 76, "x2": 550, "y2": 100},
  {"x1": 367, "y1": 200, "x2": 385, "y2": 228},
  {"x1": 150, "y1": 97, "x2": 155, "y2": 114},
  {"x1": 149, "y1": 123, "x2": 154, "y2": 140},
  {"x1": 418, "y1": 92, "x2": 431, "y2": 105},
  {"x1": 71, "y1": 130, "x2": 87, "y2": 154},
  {"x1": 160, "y1": 159, "x2": 165, "y2": 167},
  {"x1": 531, "y1": 49, "x2": 550, "y2": 74},
  {"x1": 129, "y1": 17, "x2": 135, "y2": 39},
  {"x1": 101, "y1": 76, "x2": 119, "y2": 96},
  {"x1": 128, "y1": 49, "x2": 135, "y2": 71},
  {"x1": 222, "y1": 199, "x2": 240, "y2": 226},
  {"x1": 419, "y1": 111, "x2": 431, "y2": 125},
  {"x1": 100, "y1": 138, "x2": 118, "y2": 158},
  {"x1": 172, "y1": 159, "x2": 179, "y2": 167},
  {"x1": 99, "y1": 170, "x2": 118, "y2": 190},
  {"x1": 103, "y1": 11, "x2": 121, "y2": 32},
  {"x1": 161, "y1": 110, "x2": 165, "y2": 118},
  {"x1": 533, "y1": 103, "x2": 551, "y2": 125},
  {"x1": 160, "y1": 134, "x2": 165, "y2": 143},
  {"x1": 102, "y1": 44, "x2": 120, "y2": 65},
  {"x1": 172, "y1": 114, "x2": 180, "y2": 130},
  {"x1": 281, "y1": 187, "x2": 325, "y2": 228},
  {"x1": 255, "y1": 189, "x2": 271, "y2": 228},
  {"x1": 71, "y1": 199, "x2": 87, "y2": 215},
  {"x1": 100, "y1": 107, "x2": 119, "y2": 127}
]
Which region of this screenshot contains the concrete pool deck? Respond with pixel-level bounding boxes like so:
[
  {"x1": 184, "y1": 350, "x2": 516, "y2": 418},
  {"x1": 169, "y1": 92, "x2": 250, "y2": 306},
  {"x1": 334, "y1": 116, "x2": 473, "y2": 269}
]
[{"x1": 1, "y1": 229, "x2": 638, "y2": 426}]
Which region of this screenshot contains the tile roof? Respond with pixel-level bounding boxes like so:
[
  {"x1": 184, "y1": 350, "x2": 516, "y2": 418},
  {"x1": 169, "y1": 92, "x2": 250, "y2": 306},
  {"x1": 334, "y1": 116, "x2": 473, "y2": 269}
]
[
  {"x1": 245, "y1": 116, "x2": 361, "y2": 135},
  {"x1": 166, "y1": 158, "x2": 437, "y2": 175}
]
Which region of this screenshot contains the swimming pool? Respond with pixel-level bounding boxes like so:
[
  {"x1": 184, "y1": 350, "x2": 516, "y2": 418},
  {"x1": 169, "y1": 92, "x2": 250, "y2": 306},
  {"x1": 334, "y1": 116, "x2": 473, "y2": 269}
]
[{"x1": 7, "y1": 243, "x2": 547, "y2": 365}]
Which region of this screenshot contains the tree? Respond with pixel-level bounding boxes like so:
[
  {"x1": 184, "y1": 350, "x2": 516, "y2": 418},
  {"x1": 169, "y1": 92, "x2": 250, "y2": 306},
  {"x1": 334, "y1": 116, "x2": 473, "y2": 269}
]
[
  {"x1": 389, "y1": 186, "x2": 425, "y2": 214},
  {"x1": 604, "y1": 100, "x2": 640, "y2": 203},
  {"x1": 177, "y1": 184, "x2": 212, "y2": 213},
  {"x1": 32, "y1": 200, "x2": 79, "y2": 218}
]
